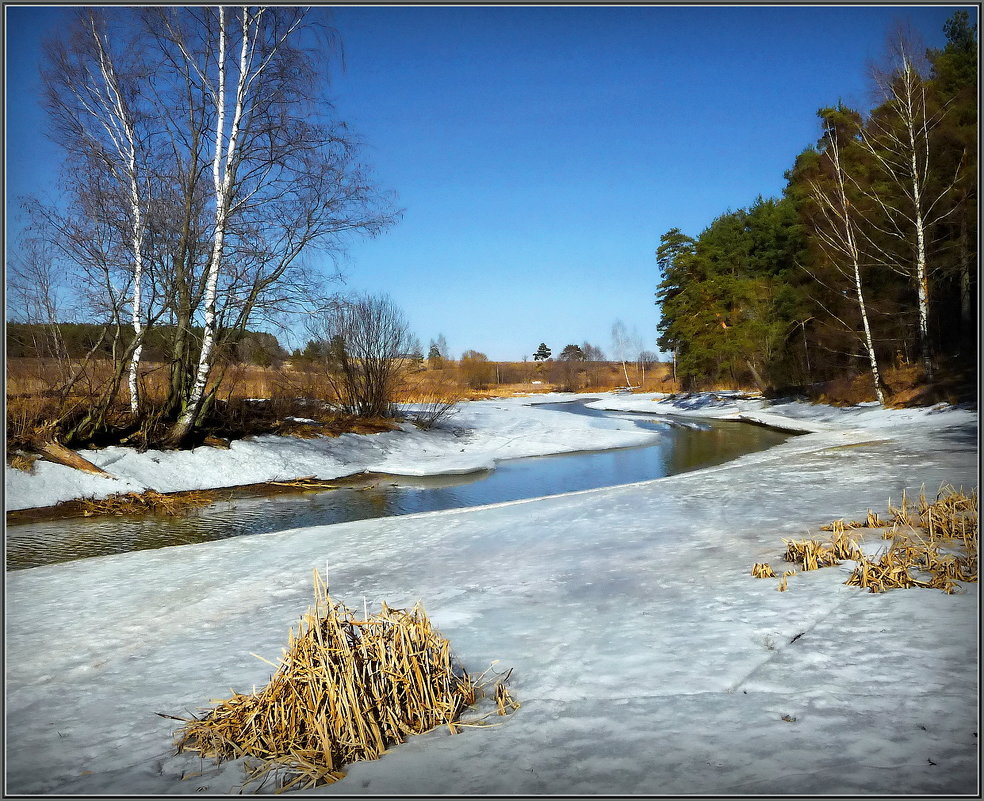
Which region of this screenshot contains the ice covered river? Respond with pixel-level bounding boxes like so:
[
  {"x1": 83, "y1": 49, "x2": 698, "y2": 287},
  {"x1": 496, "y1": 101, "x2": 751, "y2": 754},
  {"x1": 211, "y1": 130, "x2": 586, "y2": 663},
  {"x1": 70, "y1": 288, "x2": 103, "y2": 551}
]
[{"x1": 6, "y1": 400, "x2": 790, "y2": 570}]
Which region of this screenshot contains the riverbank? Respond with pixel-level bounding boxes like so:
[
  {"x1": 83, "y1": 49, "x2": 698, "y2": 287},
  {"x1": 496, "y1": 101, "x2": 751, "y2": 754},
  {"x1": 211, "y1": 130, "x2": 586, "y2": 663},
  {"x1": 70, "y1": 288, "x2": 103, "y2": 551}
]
[
  {"x1": 4, "y1": 393, "x2": 658, "y2": 512},
  {"x1": 5, "y1": 392, "x2": 978, "y2": 795},
  {"x1": 9, "y1": 391, "x2": 975, "y2": 515}
]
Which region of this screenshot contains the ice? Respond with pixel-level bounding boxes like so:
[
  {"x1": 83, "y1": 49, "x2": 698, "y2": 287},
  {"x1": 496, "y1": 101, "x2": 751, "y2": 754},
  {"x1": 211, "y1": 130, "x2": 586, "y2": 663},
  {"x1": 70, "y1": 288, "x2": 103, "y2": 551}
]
[{"x1": 3, "y1": 393, "x2": 978, "y2": 795}]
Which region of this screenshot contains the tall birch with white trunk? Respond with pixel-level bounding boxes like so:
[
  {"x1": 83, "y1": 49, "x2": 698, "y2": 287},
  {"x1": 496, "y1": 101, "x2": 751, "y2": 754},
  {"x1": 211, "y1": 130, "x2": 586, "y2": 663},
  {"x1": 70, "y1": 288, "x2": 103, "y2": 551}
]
[
  {"x1": 154, "y1": 6, "x2": 397, "y2": 444},
  {"x1": 857, "y1": 45, "x2": 961, "y2": 380},
  {"x1": 43, "y1": 9, "x2": 151, "y2": 415},
  {"x1": 86, "y1": 16, "x2": 147, "y2": 414},
  {"x1": 162, "y1": 7, "x2": 307, "y2": 444},
  {"x1": 808, "y1": 112, "x2": 886, "y2": 405}
]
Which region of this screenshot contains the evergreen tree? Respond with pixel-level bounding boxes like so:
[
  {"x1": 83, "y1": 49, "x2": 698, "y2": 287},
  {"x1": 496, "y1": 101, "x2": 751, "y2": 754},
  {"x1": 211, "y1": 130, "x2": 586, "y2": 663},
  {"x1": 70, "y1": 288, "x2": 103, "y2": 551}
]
[
  {"x1": 533, "y1": 343, "x2": 552, "y2": 361},
  {"x1": 559, "y1": 344, "x2": 585, "y2": 361}
]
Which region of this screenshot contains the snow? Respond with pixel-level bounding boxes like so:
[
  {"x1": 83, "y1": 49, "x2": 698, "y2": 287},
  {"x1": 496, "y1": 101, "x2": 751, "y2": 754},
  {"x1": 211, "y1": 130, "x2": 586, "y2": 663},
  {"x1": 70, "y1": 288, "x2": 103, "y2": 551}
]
[
  {"x1": 4, "y1": 394, "x2": 658, "y2": 511},
  {"x1": 4, "y1": 392, "x2": 979, "y2": 795}
]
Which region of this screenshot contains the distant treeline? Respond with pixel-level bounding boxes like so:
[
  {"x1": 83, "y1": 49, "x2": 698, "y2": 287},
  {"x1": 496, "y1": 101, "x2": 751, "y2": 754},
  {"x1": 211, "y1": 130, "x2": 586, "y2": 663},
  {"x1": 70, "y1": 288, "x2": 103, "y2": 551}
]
[{"x1": 7, "y1": 323, "x2": 288, "y2": 367}]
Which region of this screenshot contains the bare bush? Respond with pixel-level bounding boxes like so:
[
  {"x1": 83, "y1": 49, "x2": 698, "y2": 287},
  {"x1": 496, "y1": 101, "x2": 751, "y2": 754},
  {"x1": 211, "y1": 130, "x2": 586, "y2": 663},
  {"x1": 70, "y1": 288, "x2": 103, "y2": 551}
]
[{"x1": 308, "y1": 294, "x2": 414, "y2": 418}]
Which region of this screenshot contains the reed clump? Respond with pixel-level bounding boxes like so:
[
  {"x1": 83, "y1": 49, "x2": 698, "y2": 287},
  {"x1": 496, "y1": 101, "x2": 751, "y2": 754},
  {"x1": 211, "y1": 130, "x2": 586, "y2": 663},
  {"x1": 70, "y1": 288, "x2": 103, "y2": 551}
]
[
  {"x1": 776, "y1": 570, "x2": 796, "y2": 592},
  {"x1": 80, "y1": 489, "x2": 215, "y2": 517},
  {"x1": 8, "y1": 451, "x2": 38, "y2": 473},
  {"x1": 171, "y1": 571, "x2": 516, "y2": 792},
  {"x1": 756, "y1": 484, "x2": 976, "y2": 594},
  {"x1": 846, "y1": 485, "x2": 978, "y2": 594},
  {"x1": 781, "y1": 538, "x2": 843, "y2": 571}
]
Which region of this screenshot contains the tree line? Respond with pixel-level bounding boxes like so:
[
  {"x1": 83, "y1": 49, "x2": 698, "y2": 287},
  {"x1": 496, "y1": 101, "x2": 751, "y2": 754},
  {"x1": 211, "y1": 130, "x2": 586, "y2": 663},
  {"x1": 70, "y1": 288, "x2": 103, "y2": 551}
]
[
  {"x1": 8, "y1": 322, "x2": 287, "y2": 366},
  {"x1": 655, "y1": 13, "x2": 976, "y2": 400}
]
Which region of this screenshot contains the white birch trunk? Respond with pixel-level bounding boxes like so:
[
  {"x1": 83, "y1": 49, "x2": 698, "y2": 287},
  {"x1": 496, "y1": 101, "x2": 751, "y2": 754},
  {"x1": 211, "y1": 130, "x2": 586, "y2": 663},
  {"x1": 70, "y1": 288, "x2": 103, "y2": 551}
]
[
  {"x1": 857, "y1": 52, "x2": 953, "y2": 381},
  {"x1": 88, "y1": 15, "x2": 146, "y2": 414},
  {"x1": 837, "y1": 158, "x2": 885, "y2": 406},
  {"x1": 908, "y1": 128, "x2": 933, "y2": 379},
  {"x1": 812, "y1": 137, "x2": 885, "y2": 406},
  {"x1": 176, "y1": 7, "x2": 247, "y2": 436}
]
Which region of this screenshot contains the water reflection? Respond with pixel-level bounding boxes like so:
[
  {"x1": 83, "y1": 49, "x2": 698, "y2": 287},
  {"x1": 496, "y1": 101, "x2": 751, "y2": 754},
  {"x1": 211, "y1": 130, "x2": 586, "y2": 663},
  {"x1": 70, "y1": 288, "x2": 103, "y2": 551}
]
[{"x1": 6, "y1": 400, "x2": 790, "y2": 570}]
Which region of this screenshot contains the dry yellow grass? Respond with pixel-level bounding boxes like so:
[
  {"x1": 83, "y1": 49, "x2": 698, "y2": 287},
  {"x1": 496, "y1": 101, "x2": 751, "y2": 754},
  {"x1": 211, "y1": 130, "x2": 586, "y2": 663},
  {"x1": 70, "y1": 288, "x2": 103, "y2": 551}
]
[
  {"x1": 170, "y1": 571, "x2": 517, "y2": 792},
  {"x1": 760, "y1": 484, "x2": 977, "y2": 595},
  {"x1": 79, "y1": 489, "x2": 216, "y2": 517},
  {"x1": 7, "y1": 452, "x2": 38, "y2": 473},
  {"x1": 782, "y1": 538, "x2": 843, "y2": 571}
]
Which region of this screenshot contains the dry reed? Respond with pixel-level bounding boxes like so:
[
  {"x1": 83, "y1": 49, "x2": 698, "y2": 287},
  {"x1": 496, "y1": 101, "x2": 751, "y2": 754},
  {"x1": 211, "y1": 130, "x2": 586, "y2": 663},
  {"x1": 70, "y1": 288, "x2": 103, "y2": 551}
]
[
  {"x1": 781, "y1": 538, "x2": 843, "y2": 571},
  {"x1": 847, "y1": 486, "x2": 978, "y2": 594},
  {"x1": 80, "y1": 489, "x2": 215, "y2": 517},
  {"x1": 171, "y1": 571, "x2": 516, "y2": 792},
  {"x1": 8, "y1": 452, "x2": 38, "y2": 473},
  {"x1": 762, "y1": 484, "x2": 977, "y2": 595},
  {"x1": 757, "y1": 485, "x2": 977, "y2": 595}
]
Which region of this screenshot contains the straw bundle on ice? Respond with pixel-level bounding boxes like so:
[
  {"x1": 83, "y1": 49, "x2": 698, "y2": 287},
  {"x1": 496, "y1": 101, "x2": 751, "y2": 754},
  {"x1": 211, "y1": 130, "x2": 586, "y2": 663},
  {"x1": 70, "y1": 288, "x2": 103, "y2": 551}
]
[{"x1": 172, "y1": 571, "x2": 512, "y2": 792}]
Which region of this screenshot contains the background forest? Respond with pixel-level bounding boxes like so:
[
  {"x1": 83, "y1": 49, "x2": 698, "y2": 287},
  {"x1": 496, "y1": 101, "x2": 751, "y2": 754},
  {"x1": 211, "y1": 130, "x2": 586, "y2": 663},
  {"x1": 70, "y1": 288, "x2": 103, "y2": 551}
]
[{"x1": 655, "y1": 13, "x2": 977, "y2": 404}]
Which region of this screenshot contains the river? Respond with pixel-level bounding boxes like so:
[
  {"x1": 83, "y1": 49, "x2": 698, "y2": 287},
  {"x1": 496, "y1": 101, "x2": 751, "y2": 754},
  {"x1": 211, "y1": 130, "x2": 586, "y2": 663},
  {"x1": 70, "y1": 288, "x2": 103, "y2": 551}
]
[{"x1": 5, "y1": 399, "x2": 791, "y2": 570}]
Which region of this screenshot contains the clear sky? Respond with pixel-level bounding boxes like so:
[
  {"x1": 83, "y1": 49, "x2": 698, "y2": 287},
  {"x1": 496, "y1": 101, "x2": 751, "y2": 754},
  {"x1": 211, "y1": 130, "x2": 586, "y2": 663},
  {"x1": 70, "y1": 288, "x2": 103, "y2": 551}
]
[{"x1": 4, "y1": 4, "x2": 970, "y2": 360}]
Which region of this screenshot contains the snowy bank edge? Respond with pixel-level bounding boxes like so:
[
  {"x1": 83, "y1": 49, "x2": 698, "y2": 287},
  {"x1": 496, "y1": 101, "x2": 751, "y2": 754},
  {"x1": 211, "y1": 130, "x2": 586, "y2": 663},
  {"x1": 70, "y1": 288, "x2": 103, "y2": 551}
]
[{"x1": 4, "y1": 395, "x2": 656, "y2": 512}]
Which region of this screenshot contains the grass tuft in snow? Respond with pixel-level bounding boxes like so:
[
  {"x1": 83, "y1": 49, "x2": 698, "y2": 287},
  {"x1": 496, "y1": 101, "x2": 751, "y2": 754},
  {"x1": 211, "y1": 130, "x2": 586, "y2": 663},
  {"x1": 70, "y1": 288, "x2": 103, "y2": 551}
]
[
  {"x1": 757, "y1": 484, "x2": 978, "y2": 595},
  {"x1": 781, "y1": 538, "x2": 844, "y2": 572},
  {"x1": 846, "y1": 485, "x2": 978, "y2": 594},
  {"x1": 169, "y1": 570, "x2": 516, "y2": 792}
]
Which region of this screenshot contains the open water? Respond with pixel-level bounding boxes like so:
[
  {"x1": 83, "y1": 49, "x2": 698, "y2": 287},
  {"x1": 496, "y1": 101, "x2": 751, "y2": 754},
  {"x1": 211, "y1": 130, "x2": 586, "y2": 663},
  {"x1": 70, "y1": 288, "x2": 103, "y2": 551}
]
[{"x1": 5, "y1": 399, "x2": 791, "y2": 570}]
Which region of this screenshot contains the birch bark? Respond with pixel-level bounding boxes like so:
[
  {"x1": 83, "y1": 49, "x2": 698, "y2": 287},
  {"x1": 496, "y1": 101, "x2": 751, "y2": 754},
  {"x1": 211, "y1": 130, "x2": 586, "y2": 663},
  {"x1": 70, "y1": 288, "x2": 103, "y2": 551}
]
[{"x1": 810, "y1": 136, "x2": 886, "y2": 405}]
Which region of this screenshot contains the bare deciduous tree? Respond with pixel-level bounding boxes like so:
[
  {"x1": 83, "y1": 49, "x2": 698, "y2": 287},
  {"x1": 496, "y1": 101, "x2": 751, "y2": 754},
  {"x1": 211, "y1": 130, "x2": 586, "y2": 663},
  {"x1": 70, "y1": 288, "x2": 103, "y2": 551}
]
[
  {"x1": 31, "y1": 6, "x2": 398, "y2": 446},
  {"x1": 309, "y1": 293, "x2": 414, "y2": 419}
]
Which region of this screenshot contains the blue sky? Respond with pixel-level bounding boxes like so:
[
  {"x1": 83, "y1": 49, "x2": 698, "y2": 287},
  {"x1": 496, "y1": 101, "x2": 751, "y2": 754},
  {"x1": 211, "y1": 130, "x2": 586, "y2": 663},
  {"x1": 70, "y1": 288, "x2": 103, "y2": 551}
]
[{"x1": 4, "y1": 4, "x2": 970, "y2": 360}]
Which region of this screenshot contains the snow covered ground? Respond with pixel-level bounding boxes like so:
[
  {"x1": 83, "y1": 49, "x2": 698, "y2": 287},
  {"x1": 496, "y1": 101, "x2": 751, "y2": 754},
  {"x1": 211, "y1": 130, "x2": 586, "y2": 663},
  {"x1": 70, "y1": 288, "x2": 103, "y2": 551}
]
[
  {"x1": 4, "y1": 393, "x2": 657, "y2": 511},
  {"x1": 4, "y1": 392, "x2": 980, "y2": 795}
]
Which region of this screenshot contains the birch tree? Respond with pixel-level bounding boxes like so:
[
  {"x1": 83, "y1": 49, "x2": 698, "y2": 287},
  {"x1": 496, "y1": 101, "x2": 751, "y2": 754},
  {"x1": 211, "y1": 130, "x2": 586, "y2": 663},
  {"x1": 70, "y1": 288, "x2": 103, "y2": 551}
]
[
  {"x1": 151, "y1": 6, "x2": 396, "y2": 444},
  {"x1": 857, "y1": 41, "x2": 962, "y2": 379},
  {"x1": 610, "y1": 319, "x2": 633, "y2": 386},
  {"x1": 807, "y1": 106, "x2": 886, "y2": 405},
  {"x1": 41, "y1": 8, "x2": 155, "y2": 418},
  {"x1": 32, "y1": 6, "x2": 395, "y2": 448}
]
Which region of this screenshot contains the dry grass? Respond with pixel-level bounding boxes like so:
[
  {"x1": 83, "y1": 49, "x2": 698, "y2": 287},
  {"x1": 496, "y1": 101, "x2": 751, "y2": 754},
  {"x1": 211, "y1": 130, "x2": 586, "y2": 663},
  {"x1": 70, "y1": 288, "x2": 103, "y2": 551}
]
[
  {"x1": 846, "y1": 485, "x2": 978, "y2": 594},
  {"x1": 776, "y1": 570, "x2": 796, "y2": 592},
  {"x1": 757, "y1": 484, "x2": 978, "y2": 595},
  {"x1": 7, "y1": 451, "x2": 38, "y2": 473},
  {"x1": 79, "y1": 489, "x2": 216, "y2": 517},
  {"x1": 170, "y1": 571, "x2": 517, "y2": 792},
  {"x1": 782, "y1": 538, "x2": 844, "y2": 571}
]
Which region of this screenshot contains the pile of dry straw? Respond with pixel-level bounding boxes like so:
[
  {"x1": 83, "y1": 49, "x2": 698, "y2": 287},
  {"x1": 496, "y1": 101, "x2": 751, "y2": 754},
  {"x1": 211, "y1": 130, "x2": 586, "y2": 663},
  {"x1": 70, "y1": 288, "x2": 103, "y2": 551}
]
[
  {"x1": 752, "y1": 484, "x2": 978, "y2": 594},
  {"x1": 170, "y1": 570, "x2": 517, "y2": 792}
]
